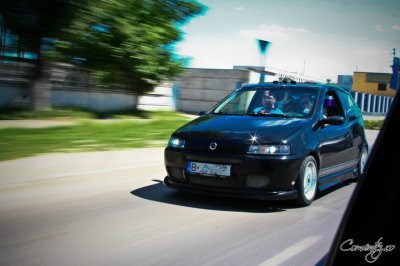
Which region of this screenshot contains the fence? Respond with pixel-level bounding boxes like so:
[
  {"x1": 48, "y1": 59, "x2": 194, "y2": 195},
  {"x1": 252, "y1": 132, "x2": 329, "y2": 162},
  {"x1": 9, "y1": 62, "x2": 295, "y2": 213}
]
[{"x1": 351, "y1": 91, "x2": 394, "y2": 116}]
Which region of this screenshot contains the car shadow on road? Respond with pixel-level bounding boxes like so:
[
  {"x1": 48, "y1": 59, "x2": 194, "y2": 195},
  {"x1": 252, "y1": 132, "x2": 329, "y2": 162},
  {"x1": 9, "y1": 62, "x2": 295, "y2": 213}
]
[{"x1": 130, "y1": 179, "x2": 303, "y2": 213}]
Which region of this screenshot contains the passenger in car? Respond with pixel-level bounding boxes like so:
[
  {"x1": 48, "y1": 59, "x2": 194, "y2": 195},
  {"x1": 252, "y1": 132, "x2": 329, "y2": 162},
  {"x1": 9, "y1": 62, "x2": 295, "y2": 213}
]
[
  {"x1": 281, "y1": 95, "x2": 301, "y2": 113},
  {"x1": 300, "y1": 94, "x2": 314, "y2": 114},
  {"x1": 253, "y1": 90, "x2": 283, "y2": 114}
]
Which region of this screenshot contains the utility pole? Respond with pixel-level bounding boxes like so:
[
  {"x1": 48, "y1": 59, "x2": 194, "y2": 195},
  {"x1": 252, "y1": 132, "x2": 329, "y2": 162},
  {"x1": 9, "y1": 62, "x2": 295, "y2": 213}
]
[
  {"x1": 302, "y1": 61, "x2": 306, "y2": 76},
  {"x1": 393, "y1": 48, "x2": 396, "y2": 67},
  {"x1": 390, "y1": 48, "x2": 399, "y2": 91},
  {"x1": 258, "y1": 40, "x2": 270, "y2": 83}
]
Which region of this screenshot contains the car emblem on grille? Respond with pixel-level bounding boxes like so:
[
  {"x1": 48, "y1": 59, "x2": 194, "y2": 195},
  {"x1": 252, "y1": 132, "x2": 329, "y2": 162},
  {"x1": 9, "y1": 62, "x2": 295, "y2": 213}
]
[{"x1": 210, "y1": 142, "x2": 217, "y2": 150}]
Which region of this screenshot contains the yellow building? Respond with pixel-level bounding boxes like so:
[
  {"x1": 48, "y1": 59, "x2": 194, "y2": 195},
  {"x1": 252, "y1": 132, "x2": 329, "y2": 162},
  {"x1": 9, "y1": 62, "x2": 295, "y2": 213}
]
[{"x1": 352, "y1": 72, "x2": 398, "y2": 97}]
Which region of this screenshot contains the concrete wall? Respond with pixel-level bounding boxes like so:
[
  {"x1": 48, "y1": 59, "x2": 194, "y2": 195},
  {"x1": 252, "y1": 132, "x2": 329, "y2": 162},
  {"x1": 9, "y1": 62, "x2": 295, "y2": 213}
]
[
  {"x1": 52, "y1": 88, "x2": 138, "y2": 112},
  {"x1": 137, "y1": 85, "x2": 173, "y2": 111},
  {"x1": 0, "y1": 62, "x2": 138, "y2": 111},
  {"x1": 177, "y1": 68, "x2": 251, "y2": 113},
  {"x1": 0, "y1": 86, "x2": 29, "y2": 108}
]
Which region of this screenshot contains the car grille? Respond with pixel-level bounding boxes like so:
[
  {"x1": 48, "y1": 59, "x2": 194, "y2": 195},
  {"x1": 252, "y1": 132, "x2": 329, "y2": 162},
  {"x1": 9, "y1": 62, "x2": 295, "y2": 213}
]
[
  {"x1": 185, "y1": 155, "x2": 241, "y2": 164},
  {"x1": 187, "y1": 174, "x2": 236, "y2": 188}
]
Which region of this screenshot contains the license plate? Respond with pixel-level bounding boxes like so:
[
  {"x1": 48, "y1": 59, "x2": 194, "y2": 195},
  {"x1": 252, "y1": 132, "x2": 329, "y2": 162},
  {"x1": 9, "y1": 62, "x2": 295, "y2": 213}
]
[{"x1": 187, "y1": 162, "x2": 231, "y2": 177}]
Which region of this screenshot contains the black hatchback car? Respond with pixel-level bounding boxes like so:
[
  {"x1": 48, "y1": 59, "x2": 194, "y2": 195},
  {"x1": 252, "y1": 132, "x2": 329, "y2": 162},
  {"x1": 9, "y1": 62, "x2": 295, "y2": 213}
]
[{"x1": 164, "y1": 83, "x2": 368, "y2": 206}]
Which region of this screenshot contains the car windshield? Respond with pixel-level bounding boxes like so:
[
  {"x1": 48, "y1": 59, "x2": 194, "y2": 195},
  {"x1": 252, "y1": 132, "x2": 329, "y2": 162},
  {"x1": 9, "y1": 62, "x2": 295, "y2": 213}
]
[{"x1": 212, "y1": 87, "x2": 319, "y2": 118}]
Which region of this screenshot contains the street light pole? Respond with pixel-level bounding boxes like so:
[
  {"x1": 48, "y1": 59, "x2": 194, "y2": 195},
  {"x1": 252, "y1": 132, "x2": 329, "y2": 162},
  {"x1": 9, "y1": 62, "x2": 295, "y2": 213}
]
[{"x1": 258, "y1": 40, "x2": 270, "y2": 83}]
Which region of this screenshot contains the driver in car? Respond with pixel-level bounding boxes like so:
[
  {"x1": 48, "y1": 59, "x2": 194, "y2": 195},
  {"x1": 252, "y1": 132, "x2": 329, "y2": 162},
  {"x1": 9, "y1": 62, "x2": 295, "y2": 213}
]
[{"x1": 253, "y1": 91, "x2": 283, "y2": 115}]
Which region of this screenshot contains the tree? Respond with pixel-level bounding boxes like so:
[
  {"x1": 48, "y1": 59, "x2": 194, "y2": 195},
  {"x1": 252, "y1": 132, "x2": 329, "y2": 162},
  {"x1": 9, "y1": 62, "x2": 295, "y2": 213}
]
[
  {"x1": 0, "y1": 0, "x2": 80, "y2": 110},
  {"x1": 326, "y1": 79, "x2": 337, "y2": 85},
  {"x1": 50, "y1": 0, "x2": 204, "y2": 94},
  {"x1": 0, "y1": 0, "x2": 205, "y2": 109}
]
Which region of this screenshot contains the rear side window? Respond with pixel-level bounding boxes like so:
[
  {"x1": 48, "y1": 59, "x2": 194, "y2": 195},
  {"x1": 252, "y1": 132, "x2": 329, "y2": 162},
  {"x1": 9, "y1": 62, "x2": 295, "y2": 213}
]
[{"x1": 337, "y1": 90, "x2": 360, "y2": 121}]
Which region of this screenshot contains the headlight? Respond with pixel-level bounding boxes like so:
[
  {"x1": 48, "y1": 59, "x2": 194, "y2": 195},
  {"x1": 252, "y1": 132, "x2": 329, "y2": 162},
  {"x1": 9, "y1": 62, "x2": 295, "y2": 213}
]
[
  {"x1": 168, "y1": 137, "x2": 185, "y2": 149},
  {"x1": 248, "y1": 144, "x2": 290, "y2": 155}
]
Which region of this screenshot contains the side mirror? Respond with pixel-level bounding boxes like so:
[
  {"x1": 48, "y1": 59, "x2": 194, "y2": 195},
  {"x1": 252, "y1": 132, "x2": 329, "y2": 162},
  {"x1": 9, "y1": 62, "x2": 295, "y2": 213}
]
[
  {"x1": 320, "y1": 116, "x2": 345, "y2": 126},
  {"x1": 199, "y1": 110, "x2": 208, "y2": 116}
]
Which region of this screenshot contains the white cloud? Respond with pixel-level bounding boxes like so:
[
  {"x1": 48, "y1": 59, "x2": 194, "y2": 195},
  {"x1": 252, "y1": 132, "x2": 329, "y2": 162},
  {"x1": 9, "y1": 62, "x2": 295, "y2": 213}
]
[
  {"x1": 234, "y1": 7, "x2": 244, "y2": 10},
  {"x1": 238, "y1": 24, "x2": 309, "y2": 39},
  {"x1": 374, "y1": 25, "x2": 384, "y2": 31},
  {"x1": 238, "y1": 28, "x2": 289, "y2": 39},
  {"x1": 392, "y1": 25, "x2": 400, "y2": 31},
  {"x1": 260, "y1": 24, "x2": 309, "y2": 33}
]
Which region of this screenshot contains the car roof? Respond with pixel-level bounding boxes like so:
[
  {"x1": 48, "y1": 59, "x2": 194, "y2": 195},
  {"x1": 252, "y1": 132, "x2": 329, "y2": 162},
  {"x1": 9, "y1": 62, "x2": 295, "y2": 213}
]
[
  {"x1": 241, "y1": 83, "x2": 350, "y2": 94},
  {"x1": 242, "y1": 83, "x2": 324, "y2": 89}
]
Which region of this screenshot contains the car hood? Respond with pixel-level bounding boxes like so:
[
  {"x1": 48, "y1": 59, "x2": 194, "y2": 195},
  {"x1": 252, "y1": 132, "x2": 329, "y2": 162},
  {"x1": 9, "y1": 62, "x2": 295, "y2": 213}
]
[{"x1": 173, "y1": 115, "x2": 309, "y2": 153}]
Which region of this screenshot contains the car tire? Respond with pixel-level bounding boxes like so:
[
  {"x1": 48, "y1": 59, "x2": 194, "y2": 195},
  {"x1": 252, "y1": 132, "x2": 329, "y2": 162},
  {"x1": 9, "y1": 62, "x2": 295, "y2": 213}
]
[
  {"x1": 294, "y1": 156, "x2": 318, "y2": 206},
  {"x1": 357, "y1": 146, "x2": 368, "y2": 179}
]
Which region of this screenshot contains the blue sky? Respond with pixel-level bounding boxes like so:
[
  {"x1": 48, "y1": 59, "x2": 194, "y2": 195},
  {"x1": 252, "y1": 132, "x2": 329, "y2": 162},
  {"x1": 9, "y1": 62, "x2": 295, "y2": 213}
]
[{"x1": 175, "y1": 0, "x2": 400, "y2": 82}]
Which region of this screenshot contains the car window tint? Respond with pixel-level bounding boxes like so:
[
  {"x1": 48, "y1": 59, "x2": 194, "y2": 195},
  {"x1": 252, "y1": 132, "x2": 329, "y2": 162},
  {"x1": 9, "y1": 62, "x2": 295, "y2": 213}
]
[
  {"x1": 324, "y1": 91, "x2": 345, "y2": 118},
  {"x1": 337, "y1": 90, "x2": 360, "y2": 121},
  {"x1": 214, "y1": 87, "x2": 318, "y2": 117},
  {"x1": 214, "y1": 90, "x2": 256, "y2": 114}
]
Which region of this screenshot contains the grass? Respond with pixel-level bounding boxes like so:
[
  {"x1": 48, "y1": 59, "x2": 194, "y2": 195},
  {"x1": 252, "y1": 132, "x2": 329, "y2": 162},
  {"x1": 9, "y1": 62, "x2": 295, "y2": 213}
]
[
  {"x1": 364, "y1": 119, "x2": 384, "y2": 130},
  {"x1": 0, "y1": 107, "x2": 152, "y2": 120},
  {"x1": 0, "y1": 110, "x2": 191, "y2": 162}
]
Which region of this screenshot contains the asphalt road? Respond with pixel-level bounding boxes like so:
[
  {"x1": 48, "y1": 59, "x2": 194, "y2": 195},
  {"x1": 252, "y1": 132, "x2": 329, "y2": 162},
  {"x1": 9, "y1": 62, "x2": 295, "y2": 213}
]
[{"x1": 0, "y1": 130, "x2": 378, "y2": 266}]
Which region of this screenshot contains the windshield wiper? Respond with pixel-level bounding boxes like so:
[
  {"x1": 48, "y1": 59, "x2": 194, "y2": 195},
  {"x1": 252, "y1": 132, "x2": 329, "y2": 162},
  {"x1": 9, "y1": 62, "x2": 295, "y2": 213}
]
[
  {"x1": 263, "y1": 113, "x2": 287, "y2": 117},
  {"x1": 247, "y1": 113, "x2": 287, "y2": 117}
]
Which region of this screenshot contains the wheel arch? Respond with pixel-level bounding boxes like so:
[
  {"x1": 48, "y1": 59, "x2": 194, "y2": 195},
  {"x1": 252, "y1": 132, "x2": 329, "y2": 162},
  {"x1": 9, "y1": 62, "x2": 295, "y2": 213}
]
[{"x1": 308, "y1": 150, "x2": 321, "y2": 172}]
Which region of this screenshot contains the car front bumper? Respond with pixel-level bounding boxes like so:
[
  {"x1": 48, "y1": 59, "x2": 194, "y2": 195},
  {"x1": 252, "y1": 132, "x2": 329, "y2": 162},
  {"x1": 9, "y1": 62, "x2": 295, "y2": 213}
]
[{"x1": 164, "y1": 147, "x2": 305, "y2": 200}]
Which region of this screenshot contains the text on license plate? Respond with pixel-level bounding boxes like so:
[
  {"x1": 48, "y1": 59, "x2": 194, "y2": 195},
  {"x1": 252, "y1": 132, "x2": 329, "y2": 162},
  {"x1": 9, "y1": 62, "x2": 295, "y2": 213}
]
[{"x1": 187, "y1": 162, "x2": 231, "y2": 177}]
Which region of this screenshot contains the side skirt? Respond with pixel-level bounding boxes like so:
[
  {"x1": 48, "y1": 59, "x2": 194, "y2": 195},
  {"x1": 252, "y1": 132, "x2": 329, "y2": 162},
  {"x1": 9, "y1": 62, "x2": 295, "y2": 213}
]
[{"x1": 318, "y1": 166, "x2": 358, "y2": 191}]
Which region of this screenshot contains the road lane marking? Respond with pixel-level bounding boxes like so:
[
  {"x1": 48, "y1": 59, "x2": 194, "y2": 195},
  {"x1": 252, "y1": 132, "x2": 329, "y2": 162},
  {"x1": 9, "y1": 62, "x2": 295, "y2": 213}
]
[{"x1": 259, "y1": 236, "x2": 322, "y2": 266}]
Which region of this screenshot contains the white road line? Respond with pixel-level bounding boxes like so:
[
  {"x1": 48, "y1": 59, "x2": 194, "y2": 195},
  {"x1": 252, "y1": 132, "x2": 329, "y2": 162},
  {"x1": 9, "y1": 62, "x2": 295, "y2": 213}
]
[{"x1": 259, "y1": 236, "x2": 322, "y2": 266}]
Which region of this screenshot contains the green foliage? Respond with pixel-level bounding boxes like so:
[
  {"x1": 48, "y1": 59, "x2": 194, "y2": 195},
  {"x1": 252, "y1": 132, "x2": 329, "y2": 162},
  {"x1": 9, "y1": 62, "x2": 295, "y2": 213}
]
[
  {"x1": 1, "y1": 0, "x2": 205, "y2": 93},
  {"x1": 49, "y1": 0, "x2": 205, "y2": 93},
  {"x1": 0, "y1": 0, "x2": 77, "y2": 59}
]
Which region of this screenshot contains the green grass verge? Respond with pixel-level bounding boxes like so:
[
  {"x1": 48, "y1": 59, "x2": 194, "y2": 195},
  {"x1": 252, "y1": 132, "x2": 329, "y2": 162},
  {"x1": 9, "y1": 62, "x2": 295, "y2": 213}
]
[
  {"x1": 0, "y1": 107, "x2": 151, "y2": 120},
  {"x1": 0, "y1": 111, "x2": 191, "y2": 162},
  {"x1": 364, "y1": 120, "x2": 384, "y2": 130}
]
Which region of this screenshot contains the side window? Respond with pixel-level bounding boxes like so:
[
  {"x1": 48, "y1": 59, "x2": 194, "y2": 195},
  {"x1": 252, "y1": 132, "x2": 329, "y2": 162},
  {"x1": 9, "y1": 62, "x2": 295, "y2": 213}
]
[
  {"x1": 323, "y1": 90, "x2": 345, "y2": 118},
  {"x1": 337, "y1": 90, "x2": 360, "y2": 121}
]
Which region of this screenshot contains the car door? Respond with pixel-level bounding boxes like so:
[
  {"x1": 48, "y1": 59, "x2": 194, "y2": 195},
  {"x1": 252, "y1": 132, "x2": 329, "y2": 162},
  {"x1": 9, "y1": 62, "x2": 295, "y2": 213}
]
[
  {"x1": 318, "y1": 89, "x2": 354, "y2": 187},
  {"x1": 336, "y1": 89, "x2": 364, "y2": 163}
]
